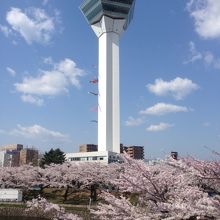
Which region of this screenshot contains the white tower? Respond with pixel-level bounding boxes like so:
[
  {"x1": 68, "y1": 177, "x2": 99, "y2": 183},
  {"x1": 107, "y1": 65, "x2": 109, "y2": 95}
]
[{"x1": 80, "y1": 0, "x2": 135, "y2": 153}]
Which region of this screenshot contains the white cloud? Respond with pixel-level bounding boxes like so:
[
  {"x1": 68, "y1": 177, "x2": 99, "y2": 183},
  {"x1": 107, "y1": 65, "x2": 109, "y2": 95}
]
[
  {"x1": 147, "y1": 77, "x2": 199, "y2": 100},
  {"x1": 15, "y1": 71, "x2": 68, "y2": 96},
  {"x1": 6, "y1": 67, "x2": 16, "y2": 76},
  {"x1": 184, "y1": 41, "x2": 202, "y2": 64},
  {"x1": 9, "y1": 124, "x2": 69, "y2": 141},
  {"x1": 146, "y1": 123, "x2": 174, "y2": 132},
  {"x1": 12, "y1": 40, "x2": 17, "y2": 45},
  {"x1": 15, "y1": 58, "x2": 85, "y2": 105},
  {"x1": 202, "y1": 122, "x2": 211, "y2": 127},
  {"x1": 0, "y1": 125, "x2": 71, "y2": 146},
  {"x1": 21, "y1": 95, "x2": 44, "y2": 106},
  {"x1": 42, "y1": 0, "x2": 49, "y2": 5},
  {"x1": 204, "y1": 51, "x2": 214, "y2": 65},
  {"x1": 139, "y1": 103, "x2": 190, "y2": 116},
  {"x1": 0, "y1": 24, "x2": 12, "y2": 37},
  {"x1": 214, "y1": 59, "x2": 220, "y2": 69},
  {"x1": 0, "y1": 129, "x2": 6, "y2": 135},
  {"x1": 43, "y1": 56, "x2": 53, "y2": 65},
  {"x1": 185, "y1": 41, "x2": 220, "y2": 69},
  {"x1": 125, "y1": 117, "x2": 144, "y2": 127},
  {"x1": 187, "y1": 0, "x2": 220, "y2": 39},
  {"x1": 6, "y1": 7, "x2": 55, "y2": 44}
]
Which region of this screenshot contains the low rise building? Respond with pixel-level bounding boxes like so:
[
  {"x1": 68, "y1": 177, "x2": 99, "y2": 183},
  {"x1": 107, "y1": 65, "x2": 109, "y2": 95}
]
[
  {"x1": 66, "y1": 151, "x2": 122, "y2": 164},
  {"x1": 0, "y1": 189, "x2": 23, "y2": 202},
  {"x1": 66, "y1": 143, "x2": 144, "y2": 164}
]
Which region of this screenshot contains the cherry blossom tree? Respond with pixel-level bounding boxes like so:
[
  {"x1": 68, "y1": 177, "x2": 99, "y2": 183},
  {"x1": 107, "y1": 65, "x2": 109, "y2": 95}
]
[
  {"x1": 92, "y1": 155, "x2": 220, "y2": 220},
  {"x1": 181, "y1": 156, "x2": 220, "y2": 195},
  {"x1": 0, "y1": 165, "x2": 44, "y2": 189},
  {"x1": 38, "y1": 161, "x2": 117, "y2": 202},
  {"x1": 26, "y1": 196, "x2": 82, "y2": 220},
  {"x1": 0, "y1": 154, "x2": 219, "y2": 219}
]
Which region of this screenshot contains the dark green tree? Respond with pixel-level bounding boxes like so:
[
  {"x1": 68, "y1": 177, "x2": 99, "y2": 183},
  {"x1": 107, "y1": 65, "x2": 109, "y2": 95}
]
[{"x1": 40, "y1": 148, "x2": 65, "y2": 168}]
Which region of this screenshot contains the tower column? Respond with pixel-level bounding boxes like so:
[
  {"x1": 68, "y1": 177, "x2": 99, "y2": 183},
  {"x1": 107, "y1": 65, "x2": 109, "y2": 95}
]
[
  {"x1": 98, "y1": 31, "x2": 120, "y2": 153},
  {"x1": 91, "y1": 16, "x2": 125, "y2": 153}
]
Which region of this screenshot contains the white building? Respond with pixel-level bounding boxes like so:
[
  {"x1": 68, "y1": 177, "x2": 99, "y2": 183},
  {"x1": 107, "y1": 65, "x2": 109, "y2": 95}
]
[
  {"x1": 0, "y1": 189, "x2": 22, "y2": 202},
  {"x1": 0, "y1": 151, "x2": 11, "y2": 167},
  {"x1": 0, "y1": 150, "x2": 20, "y2": 167},
  {"x1": 66, "y1": 151, "x2": 122, "y2": 164}
]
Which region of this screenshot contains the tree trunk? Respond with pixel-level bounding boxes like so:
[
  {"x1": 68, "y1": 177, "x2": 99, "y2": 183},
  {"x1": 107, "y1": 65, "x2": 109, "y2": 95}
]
[
  {"x1": 90, "y1": 184, "x2": 97, "y2": 202},
  {"x1": 63, "y1": 185, "x2": 70, "y2": 203}
]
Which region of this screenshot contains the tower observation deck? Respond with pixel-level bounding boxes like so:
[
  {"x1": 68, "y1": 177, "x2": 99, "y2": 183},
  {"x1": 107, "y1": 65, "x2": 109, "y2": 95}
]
[
  {"x1": 80, "y1": 0, "x2": 135, "y2": 153},
  {"x1": 80, "y1": 0, "x2": 135, "y2": 29}
]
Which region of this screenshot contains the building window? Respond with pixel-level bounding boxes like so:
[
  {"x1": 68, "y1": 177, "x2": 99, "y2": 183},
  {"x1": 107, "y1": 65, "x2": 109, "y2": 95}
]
[
  {"x1": 70, "y1": 158, "x2": 80, "y2": 161},
  {"x1": 80, "y1": 157, "x2": 87, "y2": 161}
]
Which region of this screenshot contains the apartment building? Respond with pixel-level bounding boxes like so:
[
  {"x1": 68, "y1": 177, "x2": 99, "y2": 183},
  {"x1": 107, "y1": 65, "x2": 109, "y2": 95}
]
[
  {"x1": 0, "y1": 144, "x2": 23, "y2": 152},
  {"x1": 0, "y1": 150, "x2": 20, "y2": 167},
  {"x1": 79, "y1": 144, "x2": 98, "y2": 152},
  {"x1": 0, "y1": 144, "x2": 39, "y2": 167},
  {"x1": 19, "y1": 148, "x2": 39, "y2": 166},
  {"x1": 121, "y1": 145, "x2": 144, "y2": 160}
]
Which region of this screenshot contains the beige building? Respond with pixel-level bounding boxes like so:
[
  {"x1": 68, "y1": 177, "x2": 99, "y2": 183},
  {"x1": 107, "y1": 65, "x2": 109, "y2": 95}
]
[
  {"x1": 79, "y1": 144, "x2": 98, "y2": 152},
  {"x1": 0, "y1": 144, "x2": 23, "y2": 167},
  {"x1": 19, "y1": 148, "x2": 39, "y2": 166},
  {"x1": 0, "y1": 144, "x2": 23, "y2": 152}
]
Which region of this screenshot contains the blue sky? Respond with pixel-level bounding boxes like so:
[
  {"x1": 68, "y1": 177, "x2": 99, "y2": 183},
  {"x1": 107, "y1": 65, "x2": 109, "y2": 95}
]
[{"x1": 0, "y1": 0, "x2": 220, "y2": 159}]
